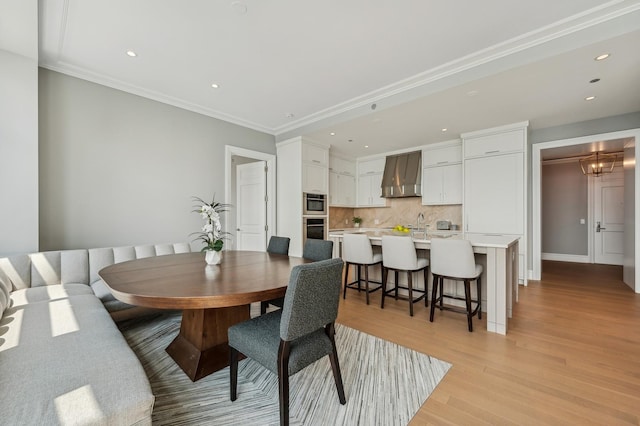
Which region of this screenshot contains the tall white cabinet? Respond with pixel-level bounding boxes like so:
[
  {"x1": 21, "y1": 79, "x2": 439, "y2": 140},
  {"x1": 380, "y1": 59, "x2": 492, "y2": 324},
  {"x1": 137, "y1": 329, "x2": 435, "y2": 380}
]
[
  {"x1": 276, "y1": 137, "x2": 329, "y2": 256},
  {"x1": 462, "y1": 122, "x2": 528, "y2": 283}
]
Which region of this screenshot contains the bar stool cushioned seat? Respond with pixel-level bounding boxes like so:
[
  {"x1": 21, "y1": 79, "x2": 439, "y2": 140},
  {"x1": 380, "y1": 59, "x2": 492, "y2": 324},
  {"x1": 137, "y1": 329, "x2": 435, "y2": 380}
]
[
  {"x1": 342, "y1": 233, "x2": 383, "y2": 305},
  {"x1": 429, "y1": 238, "x2": 483, "y2": 332},
  {"x1": 380, "y1": 235, "x2": 428, "y2": 316}
]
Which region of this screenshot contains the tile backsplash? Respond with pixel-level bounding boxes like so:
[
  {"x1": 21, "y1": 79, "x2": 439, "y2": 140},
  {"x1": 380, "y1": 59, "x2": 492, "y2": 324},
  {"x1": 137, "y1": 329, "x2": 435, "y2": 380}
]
[{"x1": 329, "y1": 198, "x2": 462, "y2": 230}]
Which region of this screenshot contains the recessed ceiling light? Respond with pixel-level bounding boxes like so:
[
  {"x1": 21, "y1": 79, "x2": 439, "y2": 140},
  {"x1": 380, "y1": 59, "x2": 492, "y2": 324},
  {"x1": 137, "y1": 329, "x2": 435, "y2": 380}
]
[
  {"x1": 364, "y1": 145, "x2": 369, "y2": 148},
  {"x1": 330, "y1": 132, "x2": 336, "y2": 136},
  {"x1": 285, "y1": 113, "x2": 295, "y2": 118},
  {"x1": 585, "y1": 96, "x2": 596, "y2": 101},
  {"x1": 348, "y1": 139, "x2": 353, "y2": 143},
  {"x1": 441, "y1": 128, "x2": 448, "y2": 132},
  {"x1": 211, "y1": 83, "x2": 219, "y2": 89},
  {"x1": 126, "y1": 50, "x2": 137, "y2": 57},
  {"x1": 594, "y1": 53, "x2": 610, "y2": 61},
  {"x1": 589, "y1": 78, "x2": 600, "y2": 84},
  {"x1": 467, "y1": 90, "x2": 479, "y2": 97}
]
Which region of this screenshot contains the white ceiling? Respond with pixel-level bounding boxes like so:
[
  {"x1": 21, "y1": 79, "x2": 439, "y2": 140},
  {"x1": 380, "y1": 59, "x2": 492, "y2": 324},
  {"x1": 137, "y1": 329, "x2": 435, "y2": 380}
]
[{"x1": 38, "y1": 0, "x2": 640, "y2": 159}]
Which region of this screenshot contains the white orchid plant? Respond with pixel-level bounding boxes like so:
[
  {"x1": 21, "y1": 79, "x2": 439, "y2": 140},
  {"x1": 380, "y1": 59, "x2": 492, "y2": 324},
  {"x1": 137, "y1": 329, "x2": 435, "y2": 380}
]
[{"x1": 192, "y1": 196, "x2": 230, "y2": 252}]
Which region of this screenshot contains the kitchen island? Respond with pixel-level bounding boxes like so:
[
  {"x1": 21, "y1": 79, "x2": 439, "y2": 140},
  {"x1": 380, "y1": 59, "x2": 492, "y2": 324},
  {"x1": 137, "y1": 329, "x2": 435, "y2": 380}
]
[{"x1": 329, "y1": 229, "x2": 519, "y2": 335}]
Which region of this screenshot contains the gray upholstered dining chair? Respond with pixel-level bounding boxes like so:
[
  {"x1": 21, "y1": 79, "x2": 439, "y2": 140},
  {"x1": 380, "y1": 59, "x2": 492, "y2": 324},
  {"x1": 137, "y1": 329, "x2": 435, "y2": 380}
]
[
  {"x1": 261, "y1": 238, "x2": 334, "y2": 314},
  {"x1": 261, "y1": 236, "x2": 292, "y2": 314},
  {"x1": 302, "y1": 238, "x2": 334, "y2": 262},
  {"x1": 267, "y1": 236, "x2": 291, "y2": 255},
  {"x1": 429, "y1": 238, "x2": 483, "y2": 332},
  {"x1": 228, "y1": 258, "x2": 346, "y2": 426}
]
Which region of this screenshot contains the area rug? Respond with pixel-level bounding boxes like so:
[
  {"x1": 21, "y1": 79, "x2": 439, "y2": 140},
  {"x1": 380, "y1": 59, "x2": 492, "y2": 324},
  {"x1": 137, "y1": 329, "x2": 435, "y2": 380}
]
[{"x1": 119, "y1": 311, "x2": 451, "y2": 425}]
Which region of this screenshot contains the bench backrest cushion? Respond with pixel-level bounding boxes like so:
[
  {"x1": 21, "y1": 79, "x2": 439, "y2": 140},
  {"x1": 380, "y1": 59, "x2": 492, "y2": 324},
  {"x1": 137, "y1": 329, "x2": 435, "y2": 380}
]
[{"x1": 0, "y1": 243, "x2": 192, "y2": 291}]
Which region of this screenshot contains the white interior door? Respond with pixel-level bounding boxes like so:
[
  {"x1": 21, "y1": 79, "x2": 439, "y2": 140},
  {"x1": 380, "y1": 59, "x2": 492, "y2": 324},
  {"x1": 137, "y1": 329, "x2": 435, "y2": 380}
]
[
  {"x1": 594, "y1": 171, "x2": 624, "y2": 265},
  {"x1": 236, "y1": 161, "x2": 267, "y2": 251}
]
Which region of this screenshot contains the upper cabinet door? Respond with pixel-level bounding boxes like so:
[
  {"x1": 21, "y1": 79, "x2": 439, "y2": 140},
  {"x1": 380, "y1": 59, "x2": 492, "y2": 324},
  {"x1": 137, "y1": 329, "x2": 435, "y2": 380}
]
[
  {"x1": 423, "y1": 145, "x2": 462, "y2": 167},
  {"x1": 303, "y1": 163, "x2": 328, "y2": 194},
  {"x1": 463, "y1": 129, "x2": 525, "y2": 158},
  {"x1": 303, "y1": 144, "x2": 328, "y2": 165}
]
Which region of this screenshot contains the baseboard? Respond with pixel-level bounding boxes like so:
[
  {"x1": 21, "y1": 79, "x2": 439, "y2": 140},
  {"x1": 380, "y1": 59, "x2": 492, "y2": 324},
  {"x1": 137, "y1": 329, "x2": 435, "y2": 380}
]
[{"x1": 541, "y1": 253, "x2": 590, "y2": 263}]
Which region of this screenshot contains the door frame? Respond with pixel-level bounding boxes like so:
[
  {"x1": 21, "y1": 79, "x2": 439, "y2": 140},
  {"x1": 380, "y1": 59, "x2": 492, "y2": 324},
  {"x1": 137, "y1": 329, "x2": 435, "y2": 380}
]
[
  {"x1": 224, "y1": 145, "x2": 276, "y2": 250},
  {"x1": 532, "y1": 128, "x2": 640, "y2": 293}
]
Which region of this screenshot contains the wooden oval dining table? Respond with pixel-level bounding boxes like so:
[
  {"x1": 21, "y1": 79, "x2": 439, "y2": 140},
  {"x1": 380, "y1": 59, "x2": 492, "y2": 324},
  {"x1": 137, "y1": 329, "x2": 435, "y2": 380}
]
[{"x1": 99, "y1": 251, "x2": 311, "y2": 381}]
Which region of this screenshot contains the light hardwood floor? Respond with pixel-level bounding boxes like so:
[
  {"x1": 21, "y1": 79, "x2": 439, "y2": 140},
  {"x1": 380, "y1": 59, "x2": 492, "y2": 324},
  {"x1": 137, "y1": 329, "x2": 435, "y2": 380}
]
[{"x1": 336, "y1": 261, "x2": 640, "y2": 425}]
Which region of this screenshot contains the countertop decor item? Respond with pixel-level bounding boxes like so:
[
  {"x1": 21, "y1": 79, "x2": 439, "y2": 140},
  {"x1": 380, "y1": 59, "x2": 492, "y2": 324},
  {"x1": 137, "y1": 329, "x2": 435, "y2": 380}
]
[
  {"x1": 192, "y1": 195, "x2": 230, "y2": 263},
  {"x1": 352, "y1": 216, "x2": 363, "y2": 228}
]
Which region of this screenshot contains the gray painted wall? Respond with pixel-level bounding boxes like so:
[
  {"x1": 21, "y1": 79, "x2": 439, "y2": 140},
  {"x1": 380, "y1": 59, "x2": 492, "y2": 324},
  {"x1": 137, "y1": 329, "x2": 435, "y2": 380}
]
[
  {"x1": 541, "y1": 161, "x2": 588, "y2": 255},
  {"x1": 531, "y1": 112, "x2": 640, "y2": 144},
  {"x1": 0, "y1": 0, "x2": 39, "y2": 257},
  {"x1": 38, "y1": 69, "x2": 275, "y2": 251}
]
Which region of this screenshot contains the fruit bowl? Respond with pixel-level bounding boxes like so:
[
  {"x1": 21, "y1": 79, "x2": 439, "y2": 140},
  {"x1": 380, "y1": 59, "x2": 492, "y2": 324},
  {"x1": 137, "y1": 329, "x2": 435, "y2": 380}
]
[{"x1": 391, "y1": 225, "x2": 411, "y2": 236}]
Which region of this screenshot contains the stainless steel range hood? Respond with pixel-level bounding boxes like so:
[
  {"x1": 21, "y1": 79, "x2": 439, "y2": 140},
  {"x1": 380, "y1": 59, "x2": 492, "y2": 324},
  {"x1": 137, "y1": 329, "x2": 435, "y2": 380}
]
[{"x1": 381, "y1": 151, "x2": 422, "y2": 198}]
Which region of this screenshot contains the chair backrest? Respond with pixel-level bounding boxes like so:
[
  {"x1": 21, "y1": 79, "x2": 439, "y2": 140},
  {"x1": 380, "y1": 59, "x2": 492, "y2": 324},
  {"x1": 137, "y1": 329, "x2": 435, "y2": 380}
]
[
  {"x1": 302, "y1": 239, "x2": 334, "y2": 262},
  {"x1": 430, "y1": 238, "x2": 477, "y2": 278},
  {"x1": 381, "y1": 235, "x2": 419, "y2": 270},
  {"x1": 267, "y1": 236, "x2": 290, "y2": 255},
  {"x1": 280, "y1": 258, "x2": 344, "y2": 342},
  {"x1": 342, "y1": 233, "x2": 376, "y2": 264}
]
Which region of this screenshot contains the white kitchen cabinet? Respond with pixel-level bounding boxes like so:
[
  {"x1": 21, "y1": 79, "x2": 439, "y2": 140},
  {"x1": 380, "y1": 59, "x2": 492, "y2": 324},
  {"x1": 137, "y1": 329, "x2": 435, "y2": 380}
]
[
  {"x1": 329, "y1": 156, "x2": 356, "y2": 176},
  {"x1": 329, "y1": 156, "x2": 356, "y2": 206},
  {"x1": 303, "y1": 143, "x2": 328, "y2": 165},
  {"x1": 357, "y1": 158, "x2": 386, "y2": 207},
  {"x1": 422, "y1": 144, "x2": 462, "y2": 167},
  {"x1": 329, "y1": 171, "x2": 356, "y2": 206},
  {"x1": 422, "y1": 163, "x2": 462, "y2": 205},
  {"x1": 464, "y1": 152, "x2": 524, "y2": 234},
  {"x1": 277, "y1": 136, "x2": 329, "y2": 257},
  {"x1": 462, "y1": 121, "x2": 527, "y2": 284},
  {"x1": 303, "y1": 162, "x2": 328, "y2": 194},
  {"x1": 357, "y1": 174, "x2": 385, "y2": 207},
  {"x1": 464, "y1": 127, "x2": 526, "y2": 158}
]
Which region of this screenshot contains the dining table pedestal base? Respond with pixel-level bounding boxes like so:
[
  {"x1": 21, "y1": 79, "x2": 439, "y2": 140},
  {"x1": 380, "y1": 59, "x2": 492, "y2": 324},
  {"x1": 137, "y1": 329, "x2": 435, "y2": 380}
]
[{"x1": 166, "y1": 305, "x2": 250, "y2": 381}]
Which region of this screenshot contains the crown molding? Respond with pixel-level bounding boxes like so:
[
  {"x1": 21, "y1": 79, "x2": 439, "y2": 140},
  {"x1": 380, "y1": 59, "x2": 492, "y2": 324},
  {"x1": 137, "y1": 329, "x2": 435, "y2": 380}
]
[{"x1": 274, "y1": 1, "x2": 640, "y2": 137}]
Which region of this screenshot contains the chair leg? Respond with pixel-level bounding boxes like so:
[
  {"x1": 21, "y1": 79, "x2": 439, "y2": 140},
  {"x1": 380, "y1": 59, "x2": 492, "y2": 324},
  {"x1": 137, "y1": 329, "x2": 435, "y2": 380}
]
[
  {"x1": 464, "y1": 280, "x2": 473, "y2": 332},
  {"x1": 439, "y1": 276, "x2": 444, "y2": 309},
  {"x1": 364, "y1": 265, "x2": 370, "y2": 305},
  {"x1": 424, "y1": 268, "x2": 429, "y2": 307},
  {"x1": 394, "y1": 271, "x2": 399, "y2": 299},
  {"x1": 260, "y1": 301, "x2": 268, "y2": 315},
  {"x1": 408, "y1": 271, "x2": 414, "y2": 317},
  {"x1": 343, "y1": 262, "x2": 349, "y2": 300},
  {"x1": 477, "y1": 276, "x2": 482, "y2": 320},
  {"x1": 430, "y1": 273, "x2": 438, "y2": 322},
  {"x1": 356, "y1": 265, "x2": 362, "y2": 292},
  {"x1": 326, "y1": 324, "x2": 346, "y2": 404},
  {"x1": 277, "y1": 340, "x2": 291, "y2": 426},
  {"x1": 380, "y1": 267, "x2": 388, "y2": 309},
  {"x1": 230, "y1": 347, "x2": 239, "y2": 401}
]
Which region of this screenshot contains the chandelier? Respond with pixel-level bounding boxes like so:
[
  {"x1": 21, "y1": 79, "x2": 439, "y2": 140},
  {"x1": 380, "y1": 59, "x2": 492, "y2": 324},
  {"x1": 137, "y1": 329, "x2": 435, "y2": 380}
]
[{"x1": 579, "y1": 151, "x2": 618, "y2": 177}]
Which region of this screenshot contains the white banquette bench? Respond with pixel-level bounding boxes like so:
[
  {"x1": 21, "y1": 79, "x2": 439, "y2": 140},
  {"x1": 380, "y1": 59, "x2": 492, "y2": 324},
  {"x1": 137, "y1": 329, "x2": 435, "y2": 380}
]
[{"x1": 0, "y1": 243, "x2": 190, "y2": 425}]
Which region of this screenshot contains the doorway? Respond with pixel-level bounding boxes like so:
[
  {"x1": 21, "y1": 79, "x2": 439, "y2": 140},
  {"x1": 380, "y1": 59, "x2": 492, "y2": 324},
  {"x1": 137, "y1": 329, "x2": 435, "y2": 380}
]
[
  {"x1": 236, "y1": 161, "x2": 267, "y2": 251},
  {"x1": 224, "y1": 146, "x2": 276, "y2": 252},
  {"x1": 532, "y1": 129, "x2": 639, "y2": 293}
]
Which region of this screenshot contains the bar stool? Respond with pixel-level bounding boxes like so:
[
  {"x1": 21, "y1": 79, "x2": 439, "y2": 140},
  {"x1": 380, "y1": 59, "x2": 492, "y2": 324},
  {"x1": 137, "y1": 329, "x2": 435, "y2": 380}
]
[
  {"x1": 342, "y1": 233, "x2": 383, "y2": 305},
  {"x1": 380, "y1": 235, "x2": 429, "y2": 317},
  {"x1": 429, "y1": 238, "x2": 483, "y2": 332}
]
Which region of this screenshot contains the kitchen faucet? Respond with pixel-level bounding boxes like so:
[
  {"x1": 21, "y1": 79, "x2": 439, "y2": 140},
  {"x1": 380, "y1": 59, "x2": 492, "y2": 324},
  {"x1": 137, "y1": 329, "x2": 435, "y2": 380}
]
[{"x1": 416, "y1": 212, "x2": 425, "y2": 232}]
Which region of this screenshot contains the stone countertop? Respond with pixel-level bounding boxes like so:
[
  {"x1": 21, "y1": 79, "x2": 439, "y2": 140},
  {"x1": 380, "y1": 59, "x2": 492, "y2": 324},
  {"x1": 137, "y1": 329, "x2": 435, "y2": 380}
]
[{"x1": 328, "y1": 228, "x2": 519, "y2": 249}]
